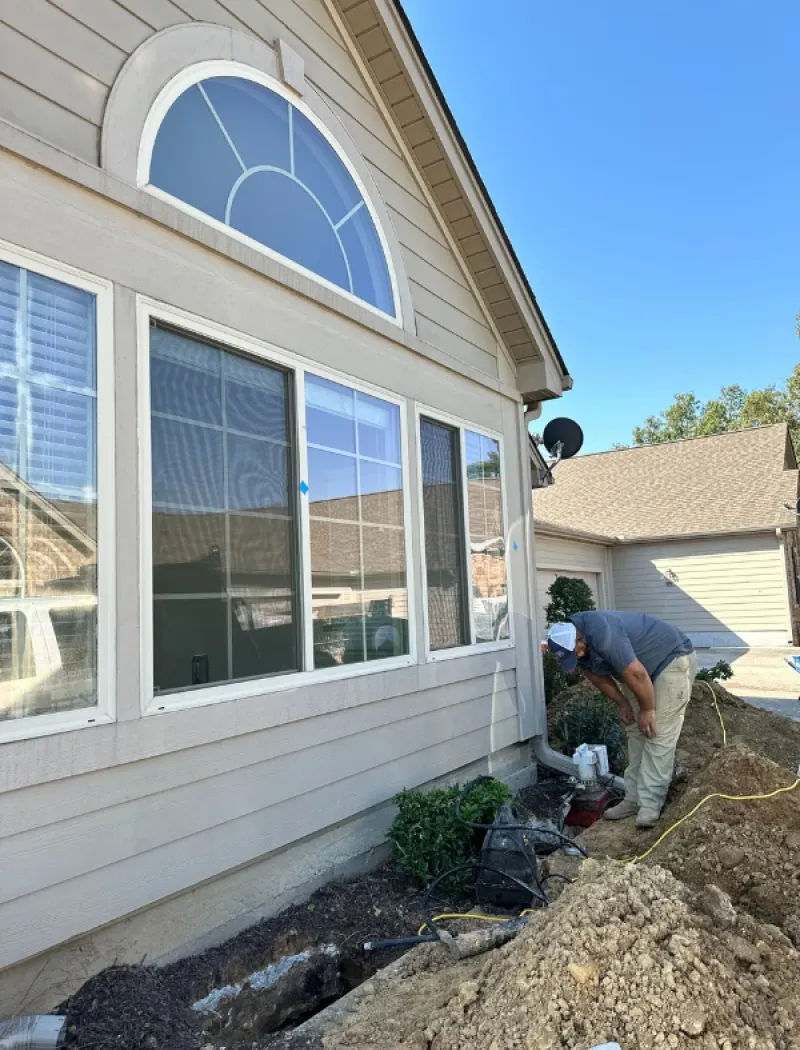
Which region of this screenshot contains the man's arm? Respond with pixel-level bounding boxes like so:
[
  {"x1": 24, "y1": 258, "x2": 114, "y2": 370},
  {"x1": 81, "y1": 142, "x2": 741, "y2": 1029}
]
[
  {"x1": 619, "y1": 660, "x2": 657, "y2": 737},
  {"x1": 582, "y1": 669, "x2": 634, "y2": 725}
]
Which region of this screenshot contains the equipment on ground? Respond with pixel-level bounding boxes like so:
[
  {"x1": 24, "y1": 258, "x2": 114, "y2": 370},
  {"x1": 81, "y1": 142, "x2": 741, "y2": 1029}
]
[
  {"x1": 566, "y1": 744, "x2": 616, "y2": 827},
  {"x1": 476, "y1": 803, "x2": 541, "y2": 910}
]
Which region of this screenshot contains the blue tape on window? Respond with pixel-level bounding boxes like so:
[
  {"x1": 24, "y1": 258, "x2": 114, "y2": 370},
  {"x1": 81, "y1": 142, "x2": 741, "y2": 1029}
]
[{"x1": 299, "y1": 480, "x2": 309, "y2": 494}]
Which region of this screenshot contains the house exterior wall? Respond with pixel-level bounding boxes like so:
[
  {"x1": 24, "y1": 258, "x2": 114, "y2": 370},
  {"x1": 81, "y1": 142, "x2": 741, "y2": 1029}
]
[
  {"x1": 0, "y1": 1, "x2": 547, "y2": 1011},
  {"x1": 611, "y1": 532, "x2": 792, "y2": 648}
]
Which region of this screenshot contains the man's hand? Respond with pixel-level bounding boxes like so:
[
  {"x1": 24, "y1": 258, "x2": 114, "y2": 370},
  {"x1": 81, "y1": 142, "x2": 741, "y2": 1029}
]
[
  {"x1": 618, "y1": 699, "x2": 635, "y2": 726},
  {"x1": 639, "y1": 709, "x2": 657, "y2": 738}
]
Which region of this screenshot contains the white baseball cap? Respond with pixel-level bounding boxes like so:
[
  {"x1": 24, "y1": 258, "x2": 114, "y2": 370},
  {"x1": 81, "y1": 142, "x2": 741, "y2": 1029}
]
[{"x1": 547, "y1": 621, "x2": 578, "y2": 672}]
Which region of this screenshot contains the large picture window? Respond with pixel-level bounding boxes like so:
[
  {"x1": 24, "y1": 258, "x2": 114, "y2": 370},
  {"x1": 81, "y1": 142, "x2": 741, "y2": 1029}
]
[
  {"x1": 419, "y1": 413, "x2": 509, "y2": 654},
  {"x1": 144, "y1": 70, "x2": 398, "y2": 319},
  {"x1": 150, "y1": 325, "x2": 300, "y2": 694},
  {"x1": 0, "y1": 257, "x2": 104, "y2": 728},
  {"x1": 145, "y1": 314, "x2": 410, "y2": 705}
]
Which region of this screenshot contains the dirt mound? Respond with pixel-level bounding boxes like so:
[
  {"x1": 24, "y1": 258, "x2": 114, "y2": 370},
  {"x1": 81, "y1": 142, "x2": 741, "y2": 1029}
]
[
  {"x1": 654, "y1": 746, "x2": 800, "y2": 945},
  {"x1": 327, "y1": 861, "x2": 800, "y2": 1050},
  {"x1": 61, "y1": 966, "x2": 201, "y2": 1050}
]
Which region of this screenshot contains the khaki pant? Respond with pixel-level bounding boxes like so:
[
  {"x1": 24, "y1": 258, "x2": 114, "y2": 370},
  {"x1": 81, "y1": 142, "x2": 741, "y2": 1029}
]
[{"x1": 621, "y1": 652, "x2": 697, "y2": 813}]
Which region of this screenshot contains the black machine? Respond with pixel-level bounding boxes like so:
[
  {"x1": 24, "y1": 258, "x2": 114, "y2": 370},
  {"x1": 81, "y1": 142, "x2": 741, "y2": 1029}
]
[{"x1": 475, "y1": 802, "x2": 541, "y2": 909}]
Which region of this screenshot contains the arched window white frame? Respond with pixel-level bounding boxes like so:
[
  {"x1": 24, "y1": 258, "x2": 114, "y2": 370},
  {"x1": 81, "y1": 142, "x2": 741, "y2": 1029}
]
[{"x1": 138, "y1": 61, "x2": 402, "y2": 325}]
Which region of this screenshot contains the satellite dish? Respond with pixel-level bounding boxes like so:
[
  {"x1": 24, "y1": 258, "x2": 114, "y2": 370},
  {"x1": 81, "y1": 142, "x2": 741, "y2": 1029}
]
[{"x1": 542, "y1": 418, "x2": 584, "y2": 460}]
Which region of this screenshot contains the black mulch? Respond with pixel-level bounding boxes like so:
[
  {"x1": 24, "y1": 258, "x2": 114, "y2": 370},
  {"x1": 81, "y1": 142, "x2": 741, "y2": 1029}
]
[{"x1": 60, "y1": 966, "x2": 201, "y2": 1050}]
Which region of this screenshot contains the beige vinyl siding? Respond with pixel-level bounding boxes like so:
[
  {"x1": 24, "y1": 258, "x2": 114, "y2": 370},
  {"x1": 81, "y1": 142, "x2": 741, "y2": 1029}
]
[
  {"x1": 0, "y1": 0, "x2": 500, "y2": 384},
  {"x1": 535, "y1": 533, "x2": 610, "y2": 575},
  {"x1": 612, "y1": 533, "x2": 791, "y2": 646},
  {"x1": 0, "y1": 661, "x2": 518, "y2": 971}
]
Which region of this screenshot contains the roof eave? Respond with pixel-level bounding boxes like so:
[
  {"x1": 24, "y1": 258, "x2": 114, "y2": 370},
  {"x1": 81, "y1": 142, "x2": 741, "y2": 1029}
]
[{"x1": 333, "y1": 0, "x2": 570, "y2": 402}]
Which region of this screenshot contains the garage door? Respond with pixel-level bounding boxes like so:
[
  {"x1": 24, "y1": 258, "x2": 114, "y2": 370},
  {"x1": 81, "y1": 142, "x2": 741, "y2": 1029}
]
[{"x1": 537, "y1": 569, "x2": 600, "y2": 637}]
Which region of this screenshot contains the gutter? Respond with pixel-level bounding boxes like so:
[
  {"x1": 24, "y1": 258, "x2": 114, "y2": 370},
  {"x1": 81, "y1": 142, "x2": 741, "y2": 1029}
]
[{"x1": 391, "y1": 0, "x2": 570, "y2": 383}]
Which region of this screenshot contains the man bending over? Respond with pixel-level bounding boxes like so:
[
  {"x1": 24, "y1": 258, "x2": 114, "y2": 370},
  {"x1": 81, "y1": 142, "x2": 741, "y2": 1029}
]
[{"x1": 547, "y1": 611, "x2": 697, "y2": 828}]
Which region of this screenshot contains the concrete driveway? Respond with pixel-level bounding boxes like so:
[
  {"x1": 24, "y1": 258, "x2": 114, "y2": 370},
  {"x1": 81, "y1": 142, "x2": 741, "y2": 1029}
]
[{"x1": 697, "y1": 647, "x2": 800, "y2": 723}]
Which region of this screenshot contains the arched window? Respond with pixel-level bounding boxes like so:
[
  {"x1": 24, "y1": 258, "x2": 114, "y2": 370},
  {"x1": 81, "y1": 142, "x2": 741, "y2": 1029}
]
[{"x1": 142, "y1": 70, "x2": 399, "y2": 320}]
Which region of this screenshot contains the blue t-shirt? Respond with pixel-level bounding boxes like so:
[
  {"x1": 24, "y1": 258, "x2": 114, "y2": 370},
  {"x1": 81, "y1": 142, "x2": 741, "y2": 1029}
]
[{"x1": 570, "y1": 611, "x2": 693, "y2": 681}]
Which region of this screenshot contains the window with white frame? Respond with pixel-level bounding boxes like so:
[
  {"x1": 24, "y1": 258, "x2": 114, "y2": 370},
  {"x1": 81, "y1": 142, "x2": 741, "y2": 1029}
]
[
  {"x1": 420, "y1": 416, "x2": 509, "y2": 652},
  {"x1": 144, "y1": 72, "x2": 397, "y2": 319},
  {"x1": 147, "y1": 321, "x2": 409, "y2": 697},
  {"x1": 0, "y1": 258, "x2": 100, "y2": 723}
]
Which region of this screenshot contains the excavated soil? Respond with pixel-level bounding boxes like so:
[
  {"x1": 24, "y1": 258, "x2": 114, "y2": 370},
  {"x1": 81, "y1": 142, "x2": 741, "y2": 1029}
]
[{"x1": 322, "y1": 860, "x2": 800, "y2": 1050}]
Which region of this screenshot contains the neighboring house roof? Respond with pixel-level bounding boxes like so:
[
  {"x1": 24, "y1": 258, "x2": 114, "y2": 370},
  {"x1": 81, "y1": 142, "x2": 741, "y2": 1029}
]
[{"x1": 533, "y1": 424, "x2": 799, "y2": 543}]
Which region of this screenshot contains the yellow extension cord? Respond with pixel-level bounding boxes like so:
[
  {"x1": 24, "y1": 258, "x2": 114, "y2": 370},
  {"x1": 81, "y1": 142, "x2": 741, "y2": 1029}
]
[{"x1": 626, "y1": 679, "x2": 799, "y2": 864}]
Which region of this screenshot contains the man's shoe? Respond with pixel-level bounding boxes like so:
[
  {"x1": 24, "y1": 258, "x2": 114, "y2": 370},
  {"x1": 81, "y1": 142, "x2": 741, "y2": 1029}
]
[
  {"x1": 603, "y1": 799, "x2": 638, "y2": 821},
  {"x1": 636, "y1": 808, "x2": 661, "y2": 829}
]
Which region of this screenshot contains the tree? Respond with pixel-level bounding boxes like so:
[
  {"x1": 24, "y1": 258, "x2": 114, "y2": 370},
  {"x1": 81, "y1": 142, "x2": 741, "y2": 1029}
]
[
  {"x1": 622, "y1": 365, "x2": 800, "y2": 447},
  {"x1": 545, "y1": 576, "x2": 596, "y2": 627}
]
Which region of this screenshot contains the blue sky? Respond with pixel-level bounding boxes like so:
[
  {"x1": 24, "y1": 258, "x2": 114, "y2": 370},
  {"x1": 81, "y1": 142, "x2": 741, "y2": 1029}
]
[{"x1": 401, "y1": 1, "x2": 800, "y2": 453}]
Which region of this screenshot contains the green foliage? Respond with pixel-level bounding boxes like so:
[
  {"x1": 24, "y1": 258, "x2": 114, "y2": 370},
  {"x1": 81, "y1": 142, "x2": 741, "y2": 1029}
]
[
  {"x1": 554, "y1": 693, "x2": 628, "y2": 775},
  {"x1": 695, "y1": 660, "x2": 734, "y2": 683},
  {"x1": 388, "y1": 778, "x2": 512, "y2": 888},
  {"x1": 542, "y1": 649, "x2": 581, "y2": 705},
  {"x1": 544, "y1": 576, "x2": 596, "y2": 627},
  {"x1": 622, "y1": 364, "x2": 800, "y2": 448},
  {"x1": 466, "y1": 450, "x2": 501, "y2": 479}
]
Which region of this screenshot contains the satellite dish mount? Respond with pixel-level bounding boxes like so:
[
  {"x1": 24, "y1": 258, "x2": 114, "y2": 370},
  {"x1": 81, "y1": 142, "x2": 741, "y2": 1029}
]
[{"x1": 531, "y1": 417, "x2": 584, "y2": 485}]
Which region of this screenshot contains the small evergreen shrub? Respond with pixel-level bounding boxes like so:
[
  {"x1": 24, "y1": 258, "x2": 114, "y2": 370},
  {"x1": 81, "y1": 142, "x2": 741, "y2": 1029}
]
[
  {"x1": 544, "y1": 576, "x2": 596, "y2": 627},
  {"x1": 388, "y1": 778, "x2": 512, "y2": 888},
  {"x1": 554, "y1": 692, "x2": 628, "y2": 775},
  {"x1": 695, "y1": 660, "x2": 734, "y2": 683}
]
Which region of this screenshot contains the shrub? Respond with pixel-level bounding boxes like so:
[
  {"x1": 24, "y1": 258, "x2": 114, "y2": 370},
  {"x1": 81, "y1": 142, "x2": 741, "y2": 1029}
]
[
  {"x1": 542, "y1": 650, "x2": 582, "y2": 704},
  {"x1": 545, "y1": 576, "x2": 596, "y2": 627},
  {"x1": 388, "y1": 778, "x2": 512, "y2": 889},
  {"x1": 695, "y1": 660, "x2": 734, "y2": 683},
  {"x1": 554, "y1": 692, "x2": 627, "y2": 775}
]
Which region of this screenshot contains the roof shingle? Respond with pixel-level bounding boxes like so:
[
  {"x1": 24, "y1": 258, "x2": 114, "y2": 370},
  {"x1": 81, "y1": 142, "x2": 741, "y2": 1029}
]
[{"x1": 533, "y1": 424, "x2": 799, "y2": 542}]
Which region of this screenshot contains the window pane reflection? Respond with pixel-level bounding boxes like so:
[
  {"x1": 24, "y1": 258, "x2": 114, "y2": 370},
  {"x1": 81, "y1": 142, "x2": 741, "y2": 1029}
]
[
  {"x1": 306, "y1": 375, "x2": 407, "y2": 668},
  {"x1": 0, "y1": 262, "x2": 98, "y2": 723},
  {"x1": 465, "y1": 431, "x2": 509, "y2": 643},
  {"x1": 420, "y1": 418, "x2": 469, "y2": 650},
  {"x1": 150, "y1": 325, "x2": 300, "y2": 693}
]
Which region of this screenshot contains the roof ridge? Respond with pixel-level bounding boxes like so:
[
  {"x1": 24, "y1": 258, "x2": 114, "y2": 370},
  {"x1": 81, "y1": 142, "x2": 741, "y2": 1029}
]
[{"x1": 574, "y1": 421, "x2": 788, "y2": 460}]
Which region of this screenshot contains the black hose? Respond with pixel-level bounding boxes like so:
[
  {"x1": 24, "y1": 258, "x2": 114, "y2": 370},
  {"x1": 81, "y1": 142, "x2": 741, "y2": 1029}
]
[
  {"x1": 541, "y1": 873, "x2": 573, "y2": 887},
  {"x1": 454, "y1": 777, "x2": 589, "y2": 858},
  {"x1": 420, "y1": 862, "x2": 548, "y2": 944}
]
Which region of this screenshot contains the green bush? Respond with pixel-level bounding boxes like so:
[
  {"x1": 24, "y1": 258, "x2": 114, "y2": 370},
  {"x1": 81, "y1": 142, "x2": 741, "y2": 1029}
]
[
  {"x1": 388, "y1": 778, "x2": 512, "y2": 889},
  {"x1": 695, "y1": 660, "x2": 734, "y2": 683},
  {"x1": 554, "y1": 692, "x2": 628, "y2": 775},
  {"x1": 542, "y1": 650, "x2": 582, "y2": 704},
  {"x1": 544, "y1": 576, "x2": 596, "y2": 627}
]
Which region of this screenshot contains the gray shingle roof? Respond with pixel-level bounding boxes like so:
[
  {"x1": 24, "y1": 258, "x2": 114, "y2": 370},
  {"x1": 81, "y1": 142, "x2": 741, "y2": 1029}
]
[{"x1": 533, "y1": 424, "x2": 799, "y2": 542}]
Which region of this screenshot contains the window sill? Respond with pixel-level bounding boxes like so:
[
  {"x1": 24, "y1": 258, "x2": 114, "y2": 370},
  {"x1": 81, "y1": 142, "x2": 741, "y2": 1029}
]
[
  {"x1": 426, "y1": 639, "x2": 515, "y2": 664},
  {"x1": 143, "y1": 654, "x2": 417, "y2": 716},
  {"x1": 0, "y1": 707, "x2": 114, "y2": 745}
]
